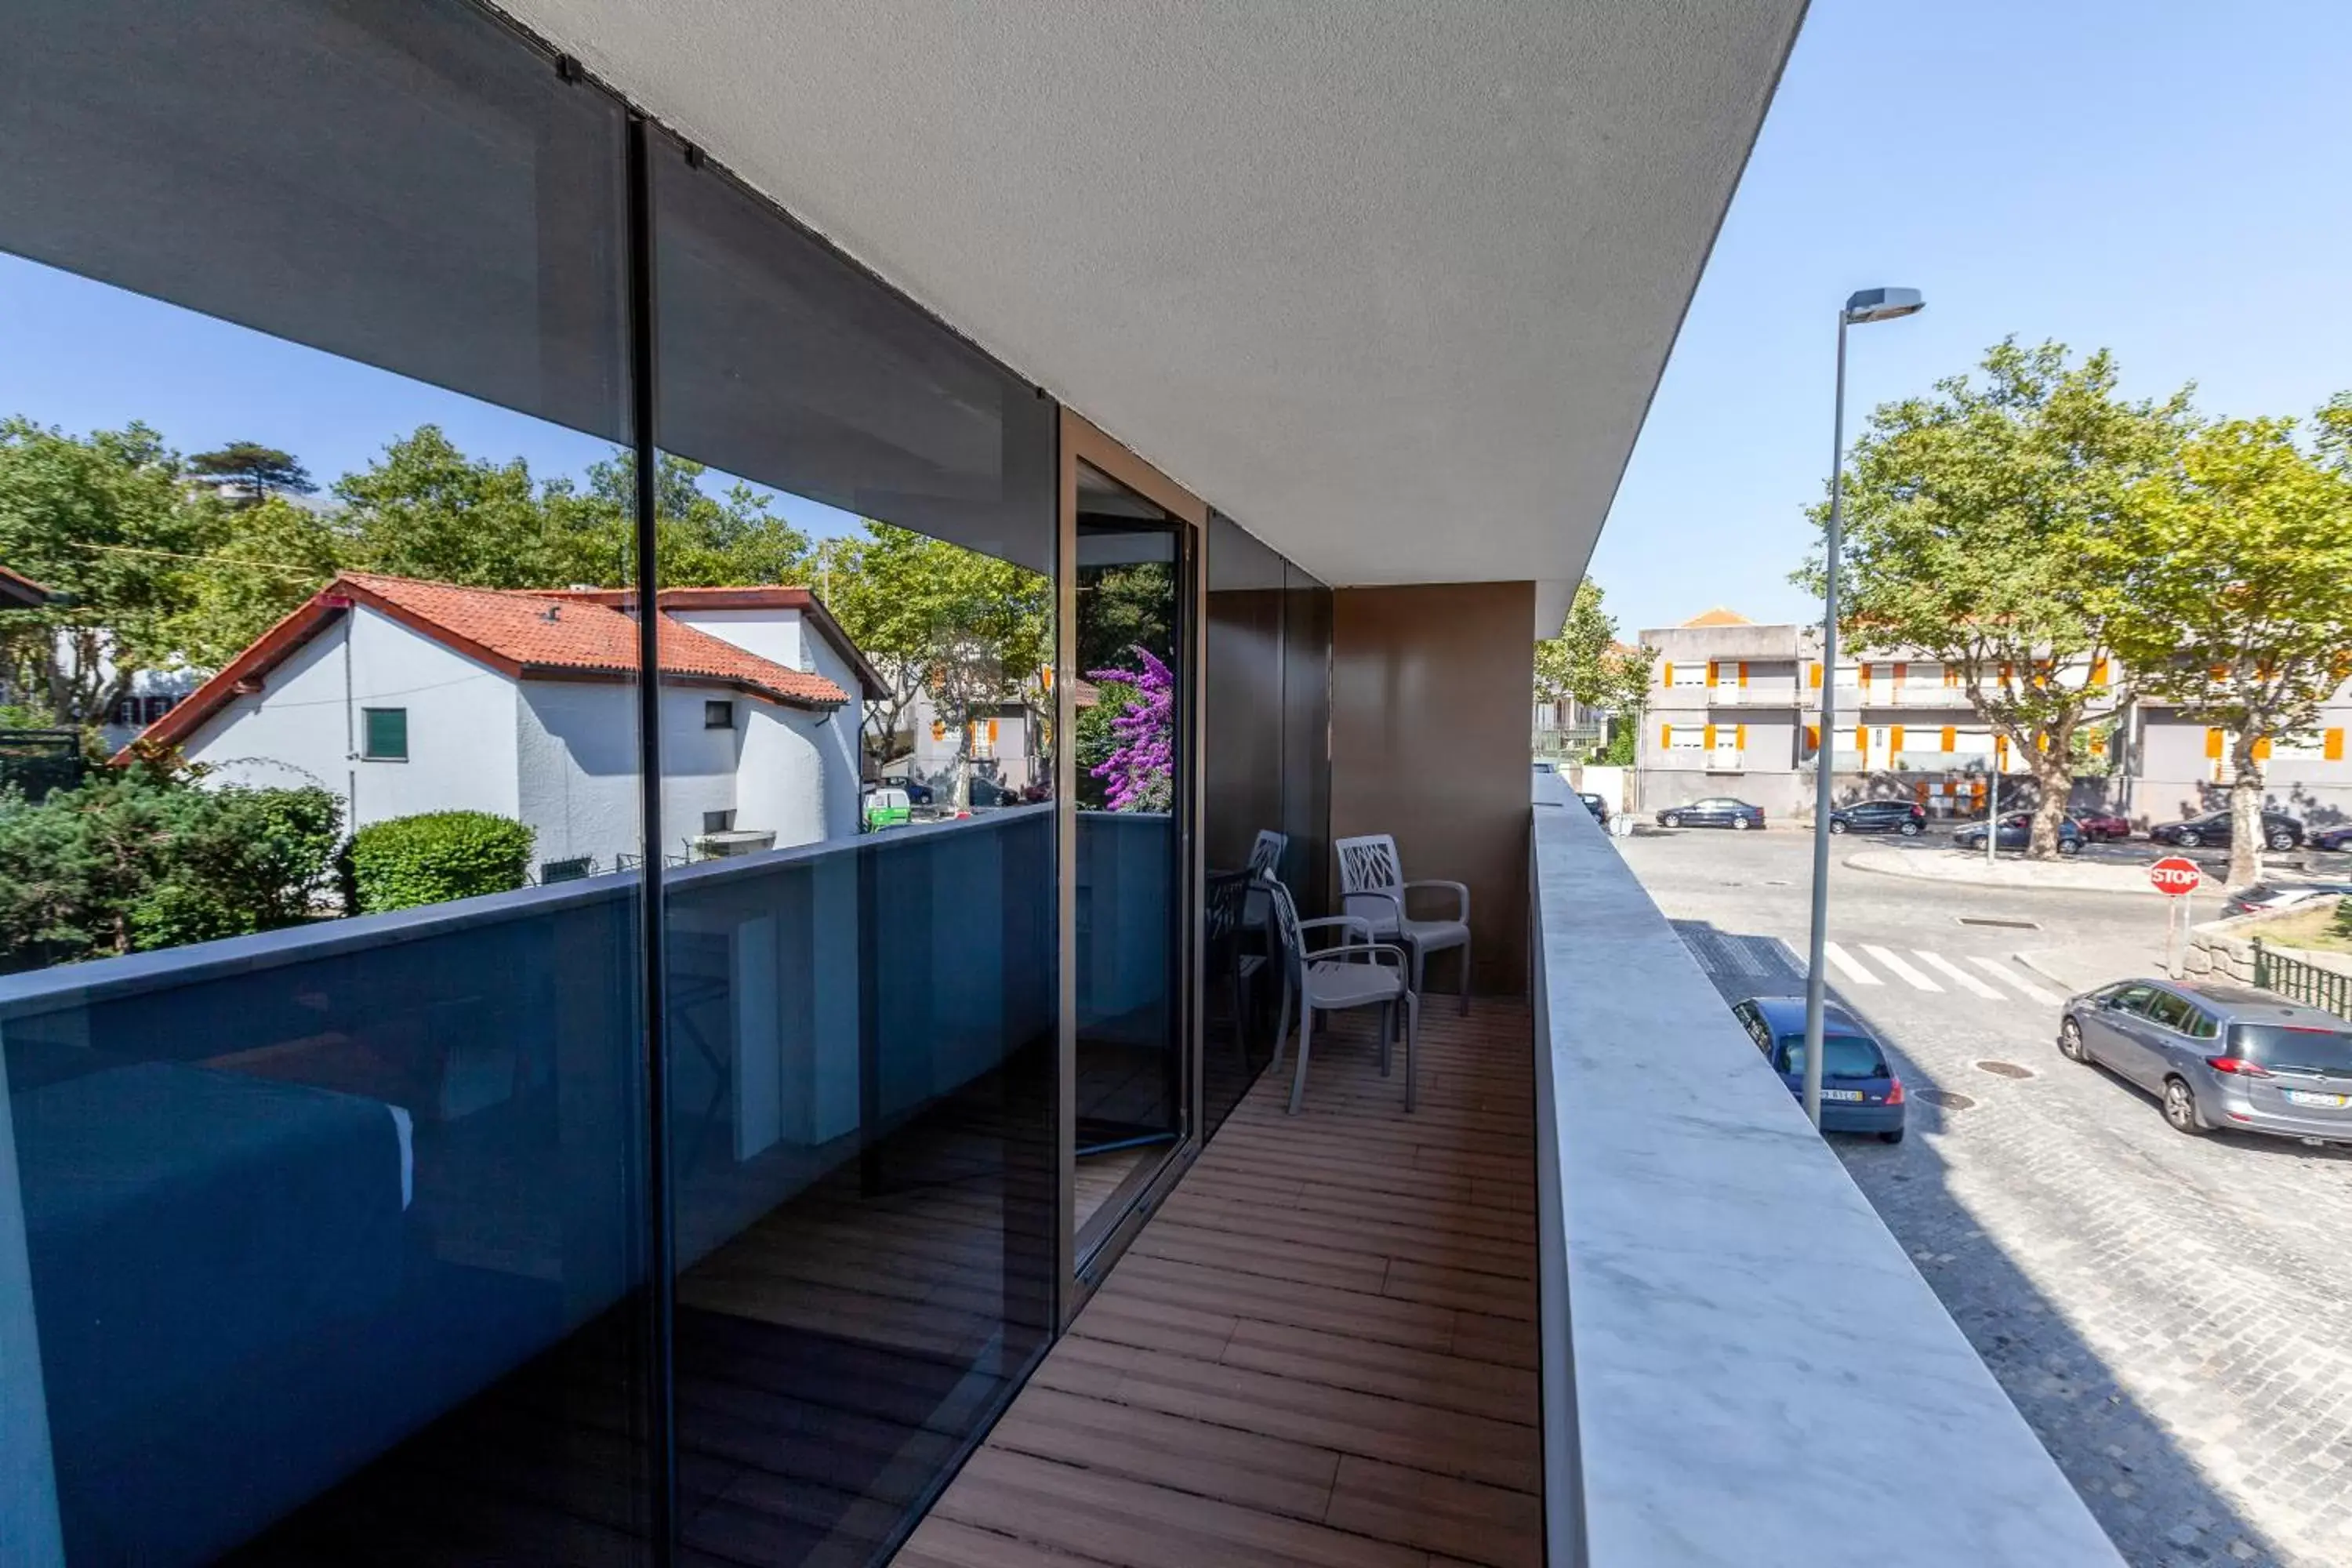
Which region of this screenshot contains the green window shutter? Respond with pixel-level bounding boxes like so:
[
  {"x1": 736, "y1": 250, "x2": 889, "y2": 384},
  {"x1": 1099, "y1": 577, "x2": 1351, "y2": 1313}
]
[{"x1": 363, "y1": 706, "x2": 408, "y2": 760}]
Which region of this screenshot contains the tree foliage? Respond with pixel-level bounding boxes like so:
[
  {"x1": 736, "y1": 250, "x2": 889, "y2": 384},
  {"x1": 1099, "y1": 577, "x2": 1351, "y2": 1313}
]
[
  {"x1": 0, "y1": 761, "x2": 339, "y2": 961},
  {"x1": 186, "y1": 441, "x2": 315, "y2": 504},
  {"x1": 2107, "y1": 407, "x2": 2352, "y2": 886},
  {"x1": 1802, "y1": 340, "x2": 2191, "y2": 857},
  {"x1": 1533, "y1": 579, "x2": 1654, "y2": 755}
]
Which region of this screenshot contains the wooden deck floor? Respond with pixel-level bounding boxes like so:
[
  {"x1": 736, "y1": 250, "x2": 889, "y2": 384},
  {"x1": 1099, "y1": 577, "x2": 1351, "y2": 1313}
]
[{"x1": 893, "y1": 1000, "x2": 1541, "y2": 1568}]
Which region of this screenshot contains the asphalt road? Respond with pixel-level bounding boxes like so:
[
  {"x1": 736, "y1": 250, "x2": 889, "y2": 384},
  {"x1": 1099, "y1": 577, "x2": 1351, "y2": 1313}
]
[{"x1": 1617, "y1": 824, "x2": 2352, "y2": 1568}]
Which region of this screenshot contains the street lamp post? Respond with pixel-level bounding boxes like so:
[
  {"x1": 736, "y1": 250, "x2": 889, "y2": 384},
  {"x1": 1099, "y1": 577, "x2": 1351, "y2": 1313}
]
[{"x1": 1802, "y1": 286, "x2": 1924, "y2": 1130}]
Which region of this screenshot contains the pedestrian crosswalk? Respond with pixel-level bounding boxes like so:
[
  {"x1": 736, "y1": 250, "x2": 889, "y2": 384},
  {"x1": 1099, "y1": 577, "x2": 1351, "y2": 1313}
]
[{"x1": 1670, "y1": 922, "x2": 2063, "y2": 1008}]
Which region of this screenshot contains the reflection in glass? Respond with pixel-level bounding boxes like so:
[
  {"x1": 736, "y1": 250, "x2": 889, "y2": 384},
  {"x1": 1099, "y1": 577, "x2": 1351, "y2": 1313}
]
[
  {"x1": 653, "y1": 139, "x2": 1058, "y2": 1566},
  {"x1": 1073, "y1": 463, "x2": 1188, "y2": 1250}
]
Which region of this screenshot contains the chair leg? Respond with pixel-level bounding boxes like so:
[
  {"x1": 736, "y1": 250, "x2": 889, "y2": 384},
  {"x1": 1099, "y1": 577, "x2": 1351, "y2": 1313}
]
[
  {"x1": 1378, "y1": 1000, "x2": 1392, "y2": 1077},
  {"x1": 1269, "y1": 982, "x2": 1293, "y2": 1073},
  {"x1": 1287, "y1": 1006, "x2": 1314, "y2": 1116},
  {"x1": 1404, "y1": 991, "x2": 1419, "y2": 1112},
  {"x1": 1459, "y1": 935, "x2": 1472, "y2": 1016},
  {"x1": 1410, "y1": 942, "x2": 1426, "y2": 1002},
  {"x1": 1231, "y1": 970, "x2": 1250, "y2": 1069}
]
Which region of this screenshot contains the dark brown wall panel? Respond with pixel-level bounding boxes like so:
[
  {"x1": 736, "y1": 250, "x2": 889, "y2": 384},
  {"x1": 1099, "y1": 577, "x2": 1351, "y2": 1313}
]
[{"x1": 1331, "y1": 582, "x2": 1534, "y2": 996}]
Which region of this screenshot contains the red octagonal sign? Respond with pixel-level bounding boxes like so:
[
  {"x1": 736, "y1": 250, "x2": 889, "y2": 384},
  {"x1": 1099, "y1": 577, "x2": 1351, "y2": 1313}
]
[{"x1": 2148, "y1": 856, "x2": 2204, "y2": 896}]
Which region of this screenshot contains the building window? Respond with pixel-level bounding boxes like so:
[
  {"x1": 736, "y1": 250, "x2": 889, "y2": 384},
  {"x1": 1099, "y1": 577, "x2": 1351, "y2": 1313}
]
[
  {"x1": 702, "y1": 809, "x2": 735, "y2": 834},
  {"x1": 704, "y1": 699, "x2": 734, "y2": 729},
  {"x1": 361, "y1": 706, "x2": 407, "y2": 760}
]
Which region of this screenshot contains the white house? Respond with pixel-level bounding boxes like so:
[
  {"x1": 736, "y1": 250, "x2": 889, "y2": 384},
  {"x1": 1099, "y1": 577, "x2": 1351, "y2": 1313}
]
[{"x1": 132, "y1": 573, "x2": 885, "y2": 876}]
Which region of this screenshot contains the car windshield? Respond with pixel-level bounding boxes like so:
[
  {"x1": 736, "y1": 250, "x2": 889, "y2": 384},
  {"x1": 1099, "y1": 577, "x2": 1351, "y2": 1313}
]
[
  {"x1": 1780, "y1": 1034, "x2": 1887, "y2": 1078},
  {"x1": 2229, "y1": 1025, "x2": 2352, "y2": 1075}
]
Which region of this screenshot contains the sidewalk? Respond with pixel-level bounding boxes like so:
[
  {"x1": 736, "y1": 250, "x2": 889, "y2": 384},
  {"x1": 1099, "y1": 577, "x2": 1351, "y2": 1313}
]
[
  {"x1": 2013, "y1": 938, "x2": 2166, "y2": 994},
  {"x1": 1845, "y1": 844, "x2": 2161, "y2": 896}
]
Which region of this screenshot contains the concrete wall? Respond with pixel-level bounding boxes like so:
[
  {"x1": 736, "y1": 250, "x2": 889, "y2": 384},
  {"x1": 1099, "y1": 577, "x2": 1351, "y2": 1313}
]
[
  {"x1": 1332, "y1": 581, "x2": 1533, "y2": 994},
  {"x1": 183, "y1": 605, "x2": 521, "y2": 827}
]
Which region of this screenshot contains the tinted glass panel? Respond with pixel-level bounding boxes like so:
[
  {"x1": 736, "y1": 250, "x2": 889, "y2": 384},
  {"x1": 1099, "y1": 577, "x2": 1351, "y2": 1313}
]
[
  {"x1": 652, "y1": 142, "x2": 1058, "y2": 1567},
  {"x1": 1203, "y1": 515, "x2": 1287, "y2": 1134},
  {"x1": 1281, "y1": 561, "x2": 1334, "y2": 917},
  {"x1": 0, "y1": 2, "x2": 652, "y2": 1559},
  {"x1": 2146, "y1": 993, "x2": 2194, "y2": 1032}
]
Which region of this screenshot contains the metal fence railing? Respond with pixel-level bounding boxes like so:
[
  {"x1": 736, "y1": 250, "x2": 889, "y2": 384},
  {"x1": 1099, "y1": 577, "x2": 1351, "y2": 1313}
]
[{"x1": 2251, "y1": 938, "x2": 2352, "y2": 1022}]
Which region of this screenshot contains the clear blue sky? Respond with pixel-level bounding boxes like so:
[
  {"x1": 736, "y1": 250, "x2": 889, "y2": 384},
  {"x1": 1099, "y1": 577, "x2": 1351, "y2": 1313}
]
[
  {"x1": 0, "y1": 252, "x2": 862, "y2": 539},
  {"x1": 1588, "y1": 0, "x2": 2352, "y2": 637}
]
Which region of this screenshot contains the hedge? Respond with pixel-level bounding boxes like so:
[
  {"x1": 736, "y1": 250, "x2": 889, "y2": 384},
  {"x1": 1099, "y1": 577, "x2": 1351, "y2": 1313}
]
[{"x1": 348, "y1": 811, "x2": 535, "y2": 913}]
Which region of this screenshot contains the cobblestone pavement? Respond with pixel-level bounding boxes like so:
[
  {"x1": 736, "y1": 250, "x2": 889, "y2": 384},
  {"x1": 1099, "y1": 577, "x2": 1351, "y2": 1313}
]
[{"x1": 1621, "y1": 828, "x2": 2352, "y2": 1568}]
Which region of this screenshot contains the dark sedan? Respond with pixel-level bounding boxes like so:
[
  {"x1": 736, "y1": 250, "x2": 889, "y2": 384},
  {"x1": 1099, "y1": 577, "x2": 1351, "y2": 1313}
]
[
  {"x1": 1577, "y1": 791, "x2": 1610, "y2": 824},
  {"x1": 1828, "y1": 799, "x2": 1926, "y2": 837},
  {"x1": 2307, "y1": 823, "x2": 2352, "y2": 854},
  {"x1": 1656, "y1": 797, "x2": 1764, "y2": 831},
  {"x1": 2149, "y1": 810, "x2": 2302, "y2": 851},
  {"x1": 1955, "y1": 811, "x2": 2084, "y2": 855}
]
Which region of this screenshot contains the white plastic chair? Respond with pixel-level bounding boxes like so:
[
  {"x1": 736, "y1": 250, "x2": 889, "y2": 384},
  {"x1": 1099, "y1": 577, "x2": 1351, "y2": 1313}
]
[
  {"x1": 1265, "y1": 876, "x2": 1417, "y2": 1116},
  {"x1": 1334, "y1": 833, "x2": 1472, "y2": 1014}
]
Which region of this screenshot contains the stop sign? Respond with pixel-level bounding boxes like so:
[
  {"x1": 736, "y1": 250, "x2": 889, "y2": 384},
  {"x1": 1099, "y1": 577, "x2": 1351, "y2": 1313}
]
[{"x1": 2147, "y1": 856, "x2": 2203, "y2": 897}]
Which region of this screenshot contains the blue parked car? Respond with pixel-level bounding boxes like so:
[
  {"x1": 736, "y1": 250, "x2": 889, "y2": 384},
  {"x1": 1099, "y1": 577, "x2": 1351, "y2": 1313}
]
[
  {"x1": 1730, "y1": 995, "x2": 1907, "y2": 1142},
  {"x1": 1655, "y1": 797, "x2": 1765, "y2": 831}
]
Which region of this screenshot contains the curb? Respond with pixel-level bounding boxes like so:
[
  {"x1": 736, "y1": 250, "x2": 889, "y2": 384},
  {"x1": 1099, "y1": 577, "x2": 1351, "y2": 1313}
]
[{"x1": 1840, "y1": 851, "x2": 2158, "y2": 898}]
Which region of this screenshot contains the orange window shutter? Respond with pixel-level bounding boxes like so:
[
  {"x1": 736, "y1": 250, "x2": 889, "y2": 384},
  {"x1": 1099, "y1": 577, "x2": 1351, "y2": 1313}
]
[
  {"x1": 1703, "y1": 724, "x2": 1717, "y2": 749},
  {"x1": 988, "y1": 718, "x2": 1000, "y2": 743},
  {"x1": 1940, "y1": 726, "x2": 1955, "y2": 752},
  {"x1": 1735, "y1": 724, "x2": 1748, "y2": 748},
  {"x1": 2089, "y1": 734, "x2": 2107, "y2": 757},
  {"x1": 1737, "y1": 661, "x2": 1749, "y2": 687},
  {"x1": 2090, "y1": 657, "x2": 2109, "y2": 686},
  {"x1": 2209, "y1": 664, "x2": 2229, "y2": 681},
  {"x1": 1661, "y1": 661, "x2": 1674, "y2": 688},
  {"x1": 1944, "y1": 666, "x2": 1960, "y2": 688},
  {"x1": 2036, "y1": 731, "x2": 2049, "y2": 752},
  {"x1": 2325, "y1": 728, "x2": 2346, "y2": 761},
  {"x1": 1705, "y1": 661, "x2": 1719, "y2": 688},
  {"x1": 1889, "y1": 725, "x2": 1905, "y2": 752},
  {"x1": 2204, "y1": 728, "x2": 2223, "y2": 759},
  {"x1": 1859, "y1": 661, "x2": 1871, "y2": 686},
  {"x1": 1661, "y1": 723, "x2": 1671, "y2": 749},
  {"x1": 1809, "y1": 662, "x2": 1823, "y2": 688},
  {"x1": 1805, "y1": 723, "x2": 1820, "y2": 749},
  {"x1": 1893, "y1": 661, "x2": 1908, "y2": 684},
  {"x1": 2252, "y1": 736, "x2": 2272, "y2": 762}
]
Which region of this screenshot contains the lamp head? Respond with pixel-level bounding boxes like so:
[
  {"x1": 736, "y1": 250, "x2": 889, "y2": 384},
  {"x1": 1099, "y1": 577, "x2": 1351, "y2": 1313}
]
[{"x1": 1843, "y1": 287, "x2": 1924, "y2": 325}]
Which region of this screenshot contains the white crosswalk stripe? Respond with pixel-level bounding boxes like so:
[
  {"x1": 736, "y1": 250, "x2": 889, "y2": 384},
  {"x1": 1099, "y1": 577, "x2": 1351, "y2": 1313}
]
[
  {"x1": 1968, "y1": 956, "x2": 2062, "y2": 1006},
  {"x1": 1861, "y1": 944, "x2": 1943, "y2": 993},
  {"x1": 1918, "y1": 950, "x2": 2005, "y2": 999},
  {"x1": 1822, "y1": 942, "x2": 1880, "y2": 985}
]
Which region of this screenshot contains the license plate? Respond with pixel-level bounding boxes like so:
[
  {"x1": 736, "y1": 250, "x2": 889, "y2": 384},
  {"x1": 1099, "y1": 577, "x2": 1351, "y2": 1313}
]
[
  {"x1": 2285, "y1": 1090, "x2": 2350, "y2": 1109},
  {"x1": 1823, "y1": 1089, "x2": 1865, "y2": 1102}
]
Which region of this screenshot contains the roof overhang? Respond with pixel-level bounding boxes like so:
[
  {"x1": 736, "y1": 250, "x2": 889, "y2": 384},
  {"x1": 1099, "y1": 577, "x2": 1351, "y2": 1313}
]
[
  {"x1": 0, "y1": 564, "x2": 60, "y2": 610},
  {"x1": 496, "y1": 1, "x2": 1806, "y2": 634}
]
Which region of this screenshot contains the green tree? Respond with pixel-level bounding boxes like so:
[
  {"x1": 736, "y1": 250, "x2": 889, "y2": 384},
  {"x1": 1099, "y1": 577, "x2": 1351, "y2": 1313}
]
[
  {"x1": 0, "y1": 418, "x2": 217, "y2": 728},
  {"x1": 819, "y1": 524, "x2": 1051, "y2": 804},
  {"x1": 1533, "y1": 579, "x2": 1655, "y2": 758},
  {"x1": 0, "y1": 762, "x2": 339, "y2": 960},
  {"x1": 1801, "y1": 340, "x2": 2190, "y2": 858},
  {"x1": 165, "y1": 494, "x2": 348, "y2": 669},
  {"x1": 185, "y1": 441, "x2": 316, "y2": 506},
  {"x1": 557, "y1": 451, "x2": 812, "y2": 589},
  {"x1": 336, "y1": 425, "x2": 568, "y2": 587},
  {"x1": 2108, "y1": 408, "x2": 2352, "y2": 887}
]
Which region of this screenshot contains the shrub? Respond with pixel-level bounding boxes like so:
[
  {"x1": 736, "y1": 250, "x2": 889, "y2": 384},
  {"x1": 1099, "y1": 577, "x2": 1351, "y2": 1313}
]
[
  {"x1": 0, "y1": 764, "x2": 340, "y2": 961},
  {"x1": 348, "y1": 811, "x2": 535, "y2": 913},
  {"x1": 2333, "y1": 897, "x2": 2352, "y2": 942}
]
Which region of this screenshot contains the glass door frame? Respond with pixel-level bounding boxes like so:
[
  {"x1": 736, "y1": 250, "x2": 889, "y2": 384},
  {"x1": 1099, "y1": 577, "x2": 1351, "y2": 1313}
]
[{"x1": 1055, "y1": 409, "x2": 1208, "y2": 1325}]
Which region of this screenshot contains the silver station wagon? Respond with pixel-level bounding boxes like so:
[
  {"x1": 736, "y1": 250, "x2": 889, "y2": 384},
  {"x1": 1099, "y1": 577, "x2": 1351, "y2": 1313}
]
[{"x1": 2058, "y1": 979, "x2": 2352, "y2": 1146}]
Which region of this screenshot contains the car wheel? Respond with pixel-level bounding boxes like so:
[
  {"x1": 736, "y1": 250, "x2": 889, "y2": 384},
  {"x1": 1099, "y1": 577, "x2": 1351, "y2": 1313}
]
[
  {"x1": 2058, "y1": 839, "x2": 2082, "y2": 856},
  {"x1": 2058, "y1": 1018, "x2": 2089, "y2": 1063},
  {"x1": 1732, "y1": 816, "x2": 1751, "y2": 831},
  {"x1": 1662, "y1": 813, "x2": 1682, "y2": 829},
  {"x1": 1828, "y1": 820, "x2": 1847, "y2": 835},
  {"x1": 1899, "y1": 822, "x2": 1922, "y2": 837},
  {"x1": 2177, "y1": 829, "x2": 2201, "y2": 848},
  {"x1": 2267, "y1": 829, "x2": 2295, "y2": 851},
  {"x1": 2162, "y1": 1076, "x2": 2205, "y2": 1135}
]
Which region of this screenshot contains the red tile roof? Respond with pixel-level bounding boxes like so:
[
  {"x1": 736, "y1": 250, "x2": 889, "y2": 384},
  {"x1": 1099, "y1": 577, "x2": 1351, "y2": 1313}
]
[
  {"x1": 129, "y1": 572, "x2": 856, "y2": 760},
  {"x1": 1, "y1": 564, "x2": 57, "y2": 608}
]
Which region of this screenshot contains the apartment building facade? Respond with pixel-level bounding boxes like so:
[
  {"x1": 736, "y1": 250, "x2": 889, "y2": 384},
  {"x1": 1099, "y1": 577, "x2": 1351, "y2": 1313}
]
[{"x1": 1639, "y1": 608, "x2": 2351, "y2": 825}]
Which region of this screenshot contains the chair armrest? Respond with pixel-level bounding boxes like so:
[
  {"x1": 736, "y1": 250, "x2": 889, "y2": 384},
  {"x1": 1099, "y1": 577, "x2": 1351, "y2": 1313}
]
[
  {"x1": 1295, "y1": 914, "x2": 1374, "y2": 951},
  {"x1": 1402, "y1": 879, "x2": 1470, "y2": 922},
  {"x1": 1305, "y1": 942, "x2": 1410, "y2": 971},
  {"x1": 1342, "y1": 890, "x2": 1405, "y2": 931}
]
